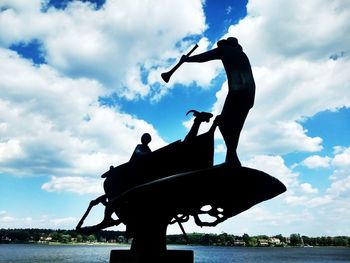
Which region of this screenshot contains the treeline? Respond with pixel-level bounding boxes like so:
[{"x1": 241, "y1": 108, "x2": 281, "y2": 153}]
[
  {"x1": 1, "y1": 229, "x2": 350, "y2": 247},
  {"x1": 166, "y1": 233, "x2": 350, "y2": 247},
  {"x1": 0, "y1": 228, "x2": 126, "y2": 244}
]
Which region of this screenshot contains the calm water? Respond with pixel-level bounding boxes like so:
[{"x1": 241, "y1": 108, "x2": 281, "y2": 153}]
[{"x1": 0, "y1": 244, "x2": 349, "y2": 263}]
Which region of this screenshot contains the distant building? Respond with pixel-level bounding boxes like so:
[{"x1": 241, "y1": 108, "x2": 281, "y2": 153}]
[
  {"x1": 234, "y1": 240, "x2": 246, "y2": 246},
  {"x1": 258, "y1": 239, "x2": 269, "y2": 246},
  {"x1": 269, "y1": 237, "x2": 281, "y2": 246},
  {"x1": 39, "y1": 236, "x2": 52, "y2": 243},
  {"x1": 1, "y1": 236, "x2": 11, "y2": 243}
]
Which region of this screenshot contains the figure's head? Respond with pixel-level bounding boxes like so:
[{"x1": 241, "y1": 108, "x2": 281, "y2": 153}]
[
  {"x1": 217, "y1": 37, "x2": 242, "y2": 51},
  {"x1": 141, "y1": 133, "x2": 152, "y2": 145},
  {"x1": 227, "y1": 37, "x2": 239, "y2": 45}
]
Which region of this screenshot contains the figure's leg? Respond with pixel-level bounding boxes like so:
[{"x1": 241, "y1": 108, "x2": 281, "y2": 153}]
[
  {"x1": 220, "y1": 125, "x2": 241, "y2": 165},
  {"x1": 222, "y1": 130, "x2": 241, "y2": 165},
  {"x1": 219, "y1": 107, "x2": 250, "y2": 166}
]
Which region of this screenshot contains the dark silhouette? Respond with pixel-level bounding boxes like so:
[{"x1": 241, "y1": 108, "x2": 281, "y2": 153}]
[
  {"x1": 76, "y1": 110, "x2": 285, "y2": 262},
  {"x1": 180, "y1": 37, "x2": 255, "y2": 166},
  {"x1": 76, "y1": 38, "x2": 285, "y2": 263},
  {"x1": 184, "y1": 110, "x2": 213, "y2": 142},
  {"x1": 130, "y1": 133, "x2": 152, "y2": 161}
]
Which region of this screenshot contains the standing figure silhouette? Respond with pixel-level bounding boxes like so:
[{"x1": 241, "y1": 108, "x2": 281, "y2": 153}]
[{"x1": 180, "y1": 37, "x2": 255, "y2": 166}]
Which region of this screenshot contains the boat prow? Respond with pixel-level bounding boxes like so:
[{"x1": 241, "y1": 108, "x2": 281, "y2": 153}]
[{"x1": 112, "y1": 163, "x2": 287, "y2": 226}]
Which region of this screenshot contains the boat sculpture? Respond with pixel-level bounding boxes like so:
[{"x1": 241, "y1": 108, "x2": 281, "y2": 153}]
[{"x1": 76, "y1": 111, "x2": 287, "y2": 260}]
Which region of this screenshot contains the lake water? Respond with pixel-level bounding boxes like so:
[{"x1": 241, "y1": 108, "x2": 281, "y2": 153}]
[{"x1": 0, "y1": 244, "x2": 349, "y2": 262}]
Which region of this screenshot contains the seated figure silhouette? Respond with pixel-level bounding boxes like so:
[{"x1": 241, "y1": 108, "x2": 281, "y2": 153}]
[
  {"x1": 130, "y1": 133, "x2": 152, "y2": 161},
  {"x1": 180, "y1": 37, "x2": 255, "y2": 166}
]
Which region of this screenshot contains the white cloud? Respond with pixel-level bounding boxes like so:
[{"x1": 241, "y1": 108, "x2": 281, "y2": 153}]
[
  {"x1": 0, "y1": 213, "x2": 79, "y2": 229},
  {"x1": 300, "y1": 183, "x2": 318, "y2": 194},
  {"x1": 327, "y1": 174, "x2": 350, "y2": 198},
  {"x1": 242, "y1": 155, "x2": 338, "y2": 209},
  {"x1": 214, "y1": 143, "x2": 226, "y2": 153},
  {"x1": 41, "y1": 176, "x2": 104, "y2": 195},
  {"x1": 306, "y1": 196, "x2": 332, "y2": 207},
  {"x1": 242, "y1": 120, "x2": 322, "y2": 156},
  {"x1": 302, "y1": 155, "x2": 331, "y2": 168},
  {"x1": 0, "y1": 0, "x2": 208, "y2": 99},
  {"x1": 284, "y1": 195, "x2": 307, "y2": 206},
  {"x1": 332, "y1": 146, "x2": 350, "y2": 168},
  {"x1": 0, "y1": 0, "x2": 209, "y2": 184},
  {"x1": 230, "y1": 0, "x2": 350, "y2": 65},
  {"x1": 333, "y1": 145, "x2": 347, "y2": 155},
  {"x1": 0, "y1": 48, "x2": 166, "y2": 178},
  {"x1": 0, "y1": 139, "x2": 23, "y2": 161},
  {"x1": 50, "y1": 216, "x2": 78, "y2": 226},
  {"x1": 327, "y1": 148, "x2": 350, "y2": 198},
  {"x1": 0, "y1": 216, "x2": 16, "y2": 223}
]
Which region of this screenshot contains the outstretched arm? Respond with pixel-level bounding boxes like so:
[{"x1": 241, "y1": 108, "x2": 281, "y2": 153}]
[{"x1": 181, "y1": 48, "x2": 220, "y2": 63}]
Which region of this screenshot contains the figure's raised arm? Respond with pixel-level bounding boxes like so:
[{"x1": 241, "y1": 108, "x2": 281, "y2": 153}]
[{"x1": 181, "y1": 48, "x2": 220, "y2": 63}]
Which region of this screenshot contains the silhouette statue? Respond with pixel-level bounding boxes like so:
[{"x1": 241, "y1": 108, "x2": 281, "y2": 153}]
[
  {"x1": 76, "y1": 38, "x2": 286, "y2": 263},
  {"x1": 180, "y1": 37, "x2": 255, "y2": 166},
  {"x1": 130, "y1": 133, "x2": 152, "y2": 161}
]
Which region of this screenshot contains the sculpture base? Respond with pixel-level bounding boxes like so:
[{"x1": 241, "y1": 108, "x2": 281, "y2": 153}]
[{"x1": 109, "y1": 250, "x2": 193, "y2": 263}]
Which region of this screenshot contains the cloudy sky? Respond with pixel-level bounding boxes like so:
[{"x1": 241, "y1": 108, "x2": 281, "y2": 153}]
[{"x1": 0, "y1": 0, "x2": 349, "y2": 237}]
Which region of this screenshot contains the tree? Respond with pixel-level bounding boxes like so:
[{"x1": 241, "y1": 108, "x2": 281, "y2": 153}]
[
  {"x1": 50, "y1": 232, "x2": 61, "y2": 242},
  {"x1": 290, "y1": 234, "x2": 302, "y2": 246},
  {"x1": 60, "y1": 234, "x2": 71, "y2": 243},
  {"x1": 302, "y1": 235, "x2": 314, "y2": 246},
  {"x1": 334, "y1": 236, "x2": 349, "y2": 246},
  {"x1": 76, "y1": 234, "x2": 83, "y2": 243},
  {"x1": 202, "y1": 234, "x2": 212, "y2": 246},
  {"x1": 87, "y1": 234, "x2": 96, "y2": 243},
  {"x1": 218, "y1": 232, "x2": 229, "y2": 246},
  {"x1": 242, "y1": 233, "x2": 250, "y2": 244}
]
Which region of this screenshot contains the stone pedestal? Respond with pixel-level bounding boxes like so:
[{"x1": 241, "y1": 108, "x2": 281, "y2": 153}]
[{"x1": 109, "y1": 250, "x2": 193, "y2": 263}]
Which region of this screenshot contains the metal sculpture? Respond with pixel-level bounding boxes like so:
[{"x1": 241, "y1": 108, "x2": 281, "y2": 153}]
[
  {"x1": 76, "y1": 37, "x2": 287, "y2": 262},
  {"x1": 76, "y1": 112, "x2": 286, "y2": 261}
]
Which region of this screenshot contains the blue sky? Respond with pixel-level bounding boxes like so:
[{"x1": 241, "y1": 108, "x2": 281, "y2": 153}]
[{"x1": 0, "y1": 0, "x2": 349, "y2": 237}]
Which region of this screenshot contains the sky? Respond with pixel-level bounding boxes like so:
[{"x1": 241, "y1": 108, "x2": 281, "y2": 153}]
[{"x1": 0, "y1": 0, "x2": 349, "y2": 237}]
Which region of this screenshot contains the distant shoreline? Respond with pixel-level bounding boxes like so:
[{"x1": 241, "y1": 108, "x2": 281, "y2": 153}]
[
  {"x1": 1, "y1": 229, "x2": 349, "y2": 248},
  {"x1": 2, "y1": 243, "x2": 350, "y2": 249}
]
